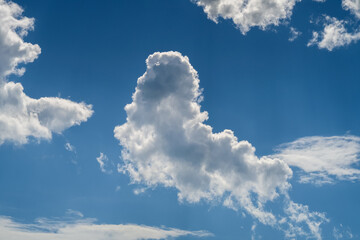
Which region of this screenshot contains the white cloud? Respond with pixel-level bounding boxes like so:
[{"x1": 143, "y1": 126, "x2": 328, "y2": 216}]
[
  {"x1": 96, "y1": 152, "x2": 114, "y2": 174},
  {"x1": 289, "y1": 27, "x2": 301, "y2": 41},
  {"x1": 272, "y1": 135, "x2": 360, "y2": 185},
  {"x1": 0, "y1": 0, "x2": 41, "y2": 79},
  {"x1": 333, "y1": 224, "x2": 354, "y2": 239},
  {"x1": 342, "y1": 0, "x2": 360, "y2": 18},
  {"x1": 0, "y1": 0, "x2": 93, "y2": 145},
  {"x1": 65, "y1": 142, "x2": 76, "y2": 153},
  {"x1": 65, "y1": 209, "x2": 84, "y2": 218},
  {"x1": 298, "y1": 172, "x2": 335, "y2": 186},
  {"x1": 251, "y1": 223, "x2": 257, "y2": 240},
  {"x1": 192, "y1": 0, "x2": 298, "y2": 34},
  {"x1": 114, "y1": 51, "x2": 292, "y2": 225},
  {"x1": 133, "y1": 187, "x2": 147, "y2": 195},
  {"x1": 0, "y1": 81, "x2": 93, "y2": 145},
  {"x1": 113, "y1": 51, "x2": 335, "y2": 239},
  {"x1": 308, "y1": 16, "x2": 360, "y2": 51},
  {"x1": 281, "y1": 200, "x2": 329, "y2": 240},
  {"x1": 0, "y1": 215, "x2": 212, "y2": 240}
]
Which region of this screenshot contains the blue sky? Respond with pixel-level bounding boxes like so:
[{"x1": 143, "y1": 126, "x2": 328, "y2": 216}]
[{"x1": 0, "y1": 0, "x2": 360, "y2": 239}]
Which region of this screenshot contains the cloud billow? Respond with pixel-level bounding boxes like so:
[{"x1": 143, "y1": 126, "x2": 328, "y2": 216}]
[
  {"x1": 0, "y1": 0, "x2": 93, "y2": 145},
  {"x1": 114, "y1": 51, "x2": 332, "y2": 238},
  {"x1": 0, "y1": 82, "x2": 93, "y2": 145},
  {"x1": 0, "y1": 0, "x2": 40, "y2": 79},
  {"x1": 192, "y1": 0, "x2": 298, "y2": 34},
  {"x1": 114, "y1": 51, "x2": 293, "y2": 225},
  {"x1": 308, "y1": 16, "x2": 360, "y2": 51},
  {"x1": 192, "y1": 0, "x2": 360, "y2": 50}
]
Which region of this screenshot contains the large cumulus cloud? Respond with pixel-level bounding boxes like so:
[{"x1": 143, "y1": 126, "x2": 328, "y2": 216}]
[
  {"x1": 0, "y1": 0, "x2": 93, "y2": 145},
  {"x1": 114, "y1": 51, "x2": 294, "y2": 224},
  {"x1": 114, "y1": 51, "x2": 330, "y2": 238}
]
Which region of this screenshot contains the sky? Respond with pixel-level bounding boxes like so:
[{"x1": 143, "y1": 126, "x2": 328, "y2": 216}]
[{"x1": 0, "y1": 0, "x2": 360, "y2": 239}]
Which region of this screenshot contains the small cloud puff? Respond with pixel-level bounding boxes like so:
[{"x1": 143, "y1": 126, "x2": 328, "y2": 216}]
[
  {"x1": 308, "y1": 16, "x2": 360, "y2": 51},
  {"x1": 289, "y1": 27, "x2": 301, "y2": 42},
  {"x1": 65, "y1": 143, "x2": 76, "y2": 153}
]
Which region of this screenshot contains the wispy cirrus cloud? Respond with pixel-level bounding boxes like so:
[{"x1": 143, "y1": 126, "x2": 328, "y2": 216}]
[
  {"x1": 96, "y1": 152, "x2": 114, "y2": 174},
  {"x1": 0, "y1": 215, "x2": 212, "y2": 240},
  {"x1": 272, "y1": 135, "x2": 360, "y2": 185},
  {"x1": 65, "y1": 142, "x2": 76, "y2": 153},
  {"x1": 289, "y1": 27, "x2": 301, "y2": 42},
  {"x1": 281, "y1": 200, "x2": 329, "y2": 239}
]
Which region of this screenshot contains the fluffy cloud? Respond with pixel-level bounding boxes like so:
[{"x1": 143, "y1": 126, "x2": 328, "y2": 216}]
[
  {"x1": 191, "y1": 0, "x2": 360, "y2": 50},
  {"x1": 114, "y1": 52, "x2": 331, "y2": 239},
  {"x1": 0, "y1": 0, "x2": 41, "y2": 79},
  {"x1": 342, "y1": 0, "x2": 360, "y2": 18},
  {"x1": 114, "y1": 51, "x2": 292, "y2": 225},
  {"x1": 272, "y1": 135, "x2": 360, "y2": 185},
  {"x1": 0, "y1": 0, "x2": 93, "y2": 145},
  {"x1": 0, "y1": 216, "x2": 211, "y2": 240},
  {"x1": 308, "y1": 16, "x2": 360, "y2": 51},
  {"x1": 192, "y1": 0, "x2": 298, "y2": 34},
  {"x1": 0, "y1": 82, "x2": 93, "y2": 145}
]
